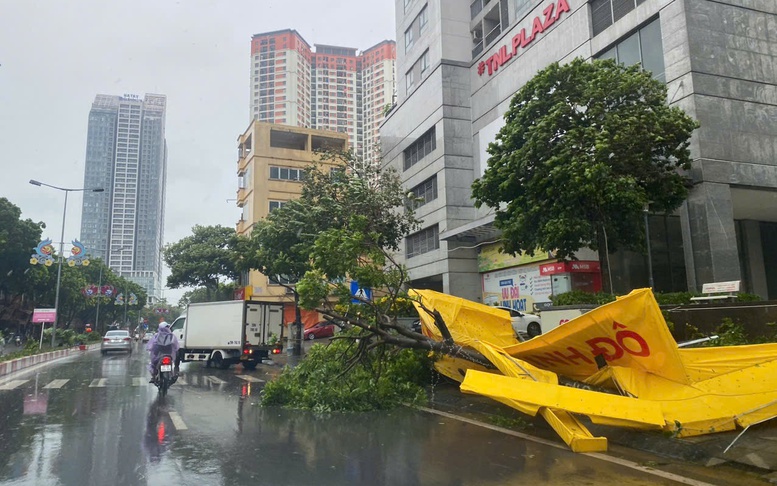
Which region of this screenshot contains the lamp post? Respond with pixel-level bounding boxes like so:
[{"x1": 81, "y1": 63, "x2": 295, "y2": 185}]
[
  {"x1": 29, "y1": 180, "x2": 104, "y2": 347},
  {"x1": 643, "y1": 204, "x2": 655, "y2": 289}
]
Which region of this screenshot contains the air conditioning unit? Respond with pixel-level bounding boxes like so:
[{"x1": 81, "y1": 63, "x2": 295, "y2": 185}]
[{"x1": 472, "y1": 30, "x2": 483, "y2": 40}]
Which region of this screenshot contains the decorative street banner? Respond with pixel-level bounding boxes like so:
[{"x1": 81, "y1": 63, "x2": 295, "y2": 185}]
[
  {"x1": 30, "y1": 239, "x2": 55, "y2": 266},
  {"x1": 115, "y1": 293, "x2": 124, "y2": 305},
  {"x1": 66, "y1": 240, "x2": 90, "y2": 266},
  {"x1": 82, "y1": 285, "x2": 116, "y2": 298},
  {"x1": 154, "y1": 308, "x2": 170, "y2": 314},
  {"x1": 128, "y1": 293, "x2": 137, "y2": 306}
]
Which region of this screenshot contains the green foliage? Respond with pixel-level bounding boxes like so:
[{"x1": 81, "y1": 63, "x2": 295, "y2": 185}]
[
  {"x1": 0, "y1": 197, "x2": 46, "y2": 296},
  {"x1": 735, "y1": 293, "x2": 761, "y2": 302},
  {"x1": 177, "y1": 283, "x2": 239, "y2": 307},
  {"x1": 163, "y1": 225, "x2": 240, "y2": 292},
  {"x1": 550, "y1": 291, "x2": 616, "y2": 306},
  {"x1": 707, "y1": 318, "x2": 749, "y2": 347},
  {"x1": 375, "y1": 296, "x2": 418, "y2": 318},
  {"x1": 262, "y1": 330, "x2": 433, "y2": 412},
  {"x1": 472, "y1": 58, "x2": 699, "y2": 259}
]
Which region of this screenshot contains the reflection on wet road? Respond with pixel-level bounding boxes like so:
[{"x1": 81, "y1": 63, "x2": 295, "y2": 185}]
[{"x1": 0, "y1": 345, "x2": 724, "y2": 485}]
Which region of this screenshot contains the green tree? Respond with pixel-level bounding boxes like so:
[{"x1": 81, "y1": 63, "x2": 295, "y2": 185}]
[
  {"x1": 177, "y1": 283, "x2": 239, "y2": 307},
  {"x1": 471, "y1": 58, "x2": 699, "y2": 260},
  {"x1": 0, "y1": 197, "x2": 46, "y2": 296},
  {"x1": 163, "y1": 225, "x2": 240, "y2": 298},
  {"x1": 238, "y1": 150, "x2": 489, "y2": 365}
]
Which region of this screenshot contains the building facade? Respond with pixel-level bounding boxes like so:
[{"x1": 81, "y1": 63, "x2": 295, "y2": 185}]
[
  {"x1": 381, "y1": 0, "x2": 777, "y2": 307},
  {"x1": 80, "y1": 93, "x2": 167, "y2": 302},
  {"x1": 235, "y1": 121, "x2": 347, "y2": 301},
  {"x1": 249, "y1": 30, "x2": 396, "y2": 165}
]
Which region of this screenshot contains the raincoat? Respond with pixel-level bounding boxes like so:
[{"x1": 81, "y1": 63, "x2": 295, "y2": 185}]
[{"x1": 146, "y1": 325, "x2": 180, "y2": 375}]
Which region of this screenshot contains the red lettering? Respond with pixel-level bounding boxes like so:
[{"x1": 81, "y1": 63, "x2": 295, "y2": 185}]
[
  {"x1": 543, "y1": 4, "x2": 556, "y2": 29},
  {"x1": 512, "y1": 33, "x2": 522, "y2": 56},
  {"x1": 612, "y1": 321, "x2": 627, "y2": 330},
  {"x1": 501, "y1": 45, "x2": 512, "y2": 63},
  {"x1": 559, "y1": 319, "x2": 569, "y2": 325},
  {"x1": 555, "y1": 0, "x2": 571, "y2": 19},
  {"x1": 616, "y1": 330, "x2": 650, "y2": 357},
  {"x1": 510, "y1": 287, "x2": 519, "y2": 299},
  {"x1": 554, "y1": 347, "x2": 594, "y2": 365},
  {"x1": 586, "y1": 337, "x2": 623, "y2": 361},
  {"x1": 520, "y1": 28, "x2": 531, "y2": 47},
  {"x1": 530, "y1": 16, "x2": 544, "y2": 40},
  {"x1": 501, "y1": 288, "x2": 509, "y2": 300}
]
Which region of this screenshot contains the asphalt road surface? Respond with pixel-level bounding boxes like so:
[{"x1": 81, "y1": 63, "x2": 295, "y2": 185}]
[{"x1": 0, "y1": 343, "x2": 765, "y2": 485}]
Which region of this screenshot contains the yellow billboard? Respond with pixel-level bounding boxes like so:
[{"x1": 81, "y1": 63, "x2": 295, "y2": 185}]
[{"x1": 477, "y1": 243, "x2": 552, "y2": 272}]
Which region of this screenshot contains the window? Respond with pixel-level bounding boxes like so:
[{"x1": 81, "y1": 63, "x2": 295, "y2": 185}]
[
  {"x1": 269, "y1": 200, "x2": 287, "y2": 211},
  {"x1": 419, "y1": 5, "x2": 429, "y2": 32},
  {"x1": 405, "y1": 69, "x2": 415, "y2": 91},
  {"x1": 595, "y1": 19, "x2": 665, "y2": 82},
  {"x1": 409, "y1": 176, "x2": 438, "y2": 208},
  {"x1": 420, "y1": 50, "x2": 430, "y2": 75},
  {"x1": 406, "y1": 225, "x2": 439, "y2": 258},
  {"x1": 403, "y1": 126, "x2": 436, "y2": 170},
  {"x1": 404, "y1": 0, "x2": 413, "y2": 11},
  {"x1": 269, "y1": 166, "x2": 305, "y2": 181},
  {"x1": 405, "y1": 26, "x2": 414, "y2": 51},
  {"x1": 591, "y1": 0, "x2": 646, "y2": 36}
]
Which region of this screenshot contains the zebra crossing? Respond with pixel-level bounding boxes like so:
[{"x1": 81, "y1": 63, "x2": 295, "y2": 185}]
[{"x1": 0, "y1": 374, "x2": 264, "y2": 391}]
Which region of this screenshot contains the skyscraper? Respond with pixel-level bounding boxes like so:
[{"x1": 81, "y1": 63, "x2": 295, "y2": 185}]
[
  {"x1": 249, "y1": 30, "x2": 396, "y2": 164},
  {"x1": 80, "y1": 93, "x2": 167, "y2": 302}
]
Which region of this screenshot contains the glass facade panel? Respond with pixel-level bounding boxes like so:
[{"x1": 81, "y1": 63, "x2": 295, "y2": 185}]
[
  {"x1": 616, "y1": 32, "x2": 641, "y2": 67},
  {"x1": 639, "y1": 19, "x2": 665, "y2": 82}
]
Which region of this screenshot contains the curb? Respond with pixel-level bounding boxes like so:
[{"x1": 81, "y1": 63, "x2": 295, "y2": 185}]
[{"x1": 0, "y1": 343, "x2": 100, "y2": 377}]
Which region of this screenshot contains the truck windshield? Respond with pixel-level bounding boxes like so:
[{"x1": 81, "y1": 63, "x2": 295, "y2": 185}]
[{"x1": 170, "y1": 318, "x2": 184, "y2": 331}]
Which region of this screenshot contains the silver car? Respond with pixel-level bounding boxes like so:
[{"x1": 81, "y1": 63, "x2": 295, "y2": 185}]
[{"x1": 101, "y1": 330, "x2": 132, "y2": 355}]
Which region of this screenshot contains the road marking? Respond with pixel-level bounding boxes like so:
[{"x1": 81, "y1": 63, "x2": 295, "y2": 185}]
[
  {"x1": 205, "y1": 376, "x2": 226, "y2": 385},
  {"x1": 43, "y1": 379, "x2": 69, "y2": 389},
  {"x1": 0, "y1": 380, "x2": 28, "y2": 390},
  {"x1": 88, "y1": 378, "x2": 107, "y2": 388},
  {"x1": 168, "y1": 411, "x2": 188, "y2": 430},
  {"x1": 236, "y1": 375, "x2": 264, "y2": 383},
  {"x1": 416, "y1": 406, "x2": 717, "y2": 486},
  {"x1": 132, "y1": 377, "x2": 148, "y2": 386}
]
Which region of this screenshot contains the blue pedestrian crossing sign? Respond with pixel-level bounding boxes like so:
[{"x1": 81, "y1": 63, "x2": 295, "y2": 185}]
[{"x1": 350, "y1": 281, "x2": 372, "y2": 303}]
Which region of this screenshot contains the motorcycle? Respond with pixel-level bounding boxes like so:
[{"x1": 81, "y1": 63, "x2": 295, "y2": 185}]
[{"x1": 152, "y1": 355, "x2": 177, "y2": 396}]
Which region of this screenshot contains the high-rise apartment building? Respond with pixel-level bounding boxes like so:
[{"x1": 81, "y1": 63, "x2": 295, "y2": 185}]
[
  {"x1": 249, "y1": 30, "x2": 396, "y2": 164},
  {"x1": 80, "y1": 93, "x2": 167, "y2": 302}
]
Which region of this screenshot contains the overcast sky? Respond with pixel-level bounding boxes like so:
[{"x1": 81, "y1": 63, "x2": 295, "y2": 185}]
[{"x1": 0, "y1": 0, "x2": 396, "y2": 304}]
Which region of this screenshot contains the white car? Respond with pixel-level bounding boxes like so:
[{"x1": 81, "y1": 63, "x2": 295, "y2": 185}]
[{"x1": 494, "y1": 306, "x2": 543, "y2": 339}]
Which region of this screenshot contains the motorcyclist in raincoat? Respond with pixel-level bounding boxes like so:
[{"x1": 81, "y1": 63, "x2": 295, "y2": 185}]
[{"x1": 146, "y1": 319, "x2": 180, "y2": 382}]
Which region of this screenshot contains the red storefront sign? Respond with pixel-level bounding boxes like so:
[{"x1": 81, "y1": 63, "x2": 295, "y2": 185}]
[
  {"x1": 540, "y1": 261, "x2": 601, "y2": 276},
  {"x1": 477, "y1": 0, "x2": 571, "y2": 77}
]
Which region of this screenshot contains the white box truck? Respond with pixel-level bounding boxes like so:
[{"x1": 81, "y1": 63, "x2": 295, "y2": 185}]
[{"x1": 170, "y1": 300, "x2": 284, "y2": 370}]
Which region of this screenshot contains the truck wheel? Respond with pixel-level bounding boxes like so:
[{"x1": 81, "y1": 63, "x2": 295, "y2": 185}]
[
  {"x1": 242, "y1": 361, "x2": 258, "y2": 371},
  {"x1": 527, "y1": 322, "x2": 542, "y2": 338},
  {"x1": 212, "y1": 352, "x2": 230, "y2": 370}
]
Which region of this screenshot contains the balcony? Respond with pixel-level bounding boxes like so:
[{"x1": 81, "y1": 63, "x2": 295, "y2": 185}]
[
  {"x1": 236, "y1": 218, "x2": 249, "y2": 234},
  {"x1": 237, "y1": 187, "x2": 249, "y2": 207}
]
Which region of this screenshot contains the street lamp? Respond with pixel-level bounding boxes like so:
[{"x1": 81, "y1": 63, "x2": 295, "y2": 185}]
[{"x1": 29, "y1": 179, "x2": 104, "y2": 347}]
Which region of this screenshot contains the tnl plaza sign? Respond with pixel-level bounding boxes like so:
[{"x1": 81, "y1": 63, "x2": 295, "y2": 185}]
[{"x1": 477, "y1": 0, "x2": 571, "y2": 77}]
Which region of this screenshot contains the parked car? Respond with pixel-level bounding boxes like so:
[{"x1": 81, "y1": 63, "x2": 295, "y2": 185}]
[
  {"x1": 101, "y1": 330, "x2": 132, "y2": 355},
  {"x1": 304, "y1": 321, "x2": 336, "y2": 340},
  {"x1": 142, "y1": 332, "x2": 154, "y2": 343},
  {"x1": 494, "y1": 306, "x2": 544, "y2": 339}
]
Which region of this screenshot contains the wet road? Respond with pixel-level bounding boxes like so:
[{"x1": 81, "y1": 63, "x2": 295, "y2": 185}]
[{"x1": 0, "y1": 344, "x2": 751, "y2": 485}]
